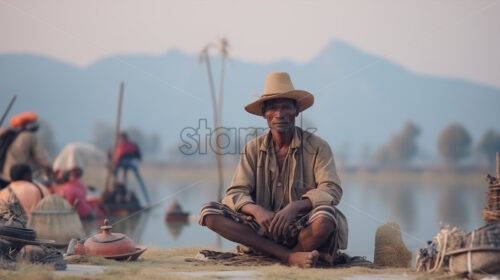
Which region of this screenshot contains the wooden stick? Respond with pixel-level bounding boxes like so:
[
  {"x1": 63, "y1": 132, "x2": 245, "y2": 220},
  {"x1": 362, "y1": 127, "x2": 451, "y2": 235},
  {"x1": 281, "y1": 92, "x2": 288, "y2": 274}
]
[
  {"x1": 200, "y1": 48, "x2": 224, "y2": 202},
  {"x1": 216, "y1": 39, "x2": 229, "y2": 202},
  {"x1": 0, "y1": 95, "x2": 17, "y2": 127},
  {"x1": 104, "y1": 82, "x2": 124, "y2": 192},
  {"x1": 496, "y1": 152, "x2": 499, "y2": 179}
]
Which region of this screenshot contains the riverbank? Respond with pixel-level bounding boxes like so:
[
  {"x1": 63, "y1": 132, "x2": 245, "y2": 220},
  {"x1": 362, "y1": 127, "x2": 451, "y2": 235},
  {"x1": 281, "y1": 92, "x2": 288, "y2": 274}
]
[{"x1": 0, "y1": 247, "x2": 459, "y2": 280}]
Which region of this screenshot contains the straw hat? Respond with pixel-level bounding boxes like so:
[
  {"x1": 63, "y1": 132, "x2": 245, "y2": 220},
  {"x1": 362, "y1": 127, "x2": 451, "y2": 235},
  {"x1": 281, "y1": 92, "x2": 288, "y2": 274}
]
[
  {"x1": 244, "y1": 72, "x2": 314, "y2": 116},
  {"x1": 0, "y1": 226, "x2": 55, "y2": 246},
  {"x1": 9, "y1": 112, "x2": 38, "y2": 128}
]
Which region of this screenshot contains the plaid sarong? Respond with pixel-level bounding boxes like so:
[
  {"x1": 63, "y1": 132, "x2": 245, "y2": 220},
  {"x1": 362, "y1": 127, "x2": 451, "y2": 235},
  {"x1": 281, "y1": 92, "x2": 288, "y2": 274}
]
[{"x1": 199, "y1": 201, "x2": 347, "y2": 256}]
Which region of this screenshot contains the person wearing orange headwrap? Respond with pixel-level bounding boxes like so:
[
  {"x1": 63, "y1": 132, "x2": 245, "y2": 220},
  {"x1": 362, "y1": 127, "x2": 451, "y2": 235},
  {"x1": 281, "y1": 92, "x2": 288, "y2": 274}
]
[{"x1": 0, "y1": 112, "x2": 52, "y2": 189}]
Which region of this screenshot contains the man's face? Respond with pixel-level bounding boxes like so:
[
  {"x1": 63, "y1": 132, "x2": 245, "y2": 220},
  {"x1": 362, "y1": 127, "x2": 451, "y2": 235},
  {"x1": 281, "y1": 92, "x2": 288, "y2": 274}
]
[{"x1": 263, "y1": 98, "x2": 297, "y2": 133}]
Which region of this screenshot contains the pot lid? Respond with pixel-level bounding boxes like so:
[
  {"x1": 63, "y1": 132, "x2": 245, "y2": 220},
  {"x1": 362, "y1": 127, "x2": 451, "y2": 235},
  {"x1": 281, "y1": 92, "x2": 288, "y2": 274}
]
[{"x1": 91, "y1": 219, "x2": 125, "y2": 243}]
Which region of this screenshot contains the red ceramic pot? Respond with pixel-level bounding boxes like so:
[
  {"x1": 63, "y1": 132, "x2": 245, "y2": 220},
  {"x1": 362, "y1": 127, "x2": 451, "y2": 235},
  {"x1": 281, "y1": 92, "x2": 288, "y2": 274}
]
[{"x1": 78, "y1": 219, "x2": 147, "y2": 260}]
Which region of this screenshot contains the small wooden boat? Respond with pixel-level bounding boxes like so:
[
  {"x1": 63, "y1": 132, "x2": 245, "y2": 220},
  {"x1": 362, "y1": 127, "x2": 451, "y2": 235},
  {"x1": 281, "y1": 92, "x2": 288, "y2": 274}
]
[
  {"x1": 165, "y1": 200, "x2": 189, "y2": 223},
  {"x1": 86, "y1": 195, "x2": 142, "y2": 218},
  {"x1": 89, "y1": 182, "x2": 143, "y2": 217}
]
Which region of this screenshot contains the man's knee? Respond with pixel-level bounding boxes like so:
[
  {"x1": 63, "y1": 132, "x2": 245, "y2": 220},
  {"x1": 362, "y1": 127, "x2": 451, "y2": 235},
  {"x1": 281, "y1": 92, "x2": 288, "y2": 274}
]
[
  {"x1": 203, "y1": 214, "x2": 220, "y2": 231},
  {"x1": 310, "y1": 216, "x2": 335, "y2": 237},
  {"x1": 297, "y1": 217, "x2": 336, "y2": 251}
]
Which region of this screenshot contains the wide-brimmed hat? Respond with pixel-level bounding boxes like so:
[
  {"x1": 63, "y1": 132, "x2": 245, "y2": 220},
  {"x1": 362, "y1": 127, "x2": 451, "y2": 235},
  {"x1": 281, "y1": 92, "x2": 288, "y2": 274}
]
[
  {"x1": 244, "y1": 72, "x2": 314, "y2": 116},
  {"x1": 0, "y1": 225, "x2": 55, "y2": 246}
]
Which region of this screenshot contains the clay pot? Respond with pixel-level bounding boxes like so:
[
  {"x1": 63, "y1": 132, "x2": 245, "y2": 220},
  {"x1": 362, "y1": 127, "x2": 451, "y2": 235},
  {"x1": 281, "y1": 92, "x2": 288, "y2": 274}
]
[{"x1": 76, "y1": 219, "x2": 146, "y2": 261}]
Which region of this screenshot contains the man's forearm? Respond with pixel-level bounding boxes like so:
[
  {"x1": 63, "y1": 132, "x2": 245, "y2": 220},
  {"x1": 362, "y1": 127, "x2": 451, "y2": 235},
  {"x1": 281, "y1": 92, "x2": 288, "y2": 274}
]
[
  {"x1": 291, "y1": 198, "x2": 312, "y2": 214},
  {"x1": 241, "y1": 203, "x2": 266, "y2": 217}
]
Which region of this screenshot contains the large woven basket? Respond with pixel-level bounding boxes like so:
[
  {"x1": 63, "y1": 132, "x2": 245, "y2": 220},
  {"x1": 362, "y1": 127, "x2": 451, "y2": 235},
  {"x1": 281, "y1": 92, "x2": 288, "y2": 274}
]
[
  {"x1": 482, "y1": 153, "x2": 500, "y2": 224},
  {"x1": 27, "y1": 195, "x2": 85, "y2": 247},
  {"x1": 446, "y1": 222, "x2": 500, "y2": 275}
]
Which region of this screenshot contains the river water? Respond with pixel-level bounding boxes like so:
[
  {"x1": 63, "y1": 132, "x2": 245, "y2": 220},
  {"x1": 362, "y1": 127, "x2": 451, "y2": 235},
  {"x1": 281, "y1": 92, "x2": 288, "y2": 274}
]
[{"x1": 83, "y1": 176, "x2": 486, "y2": 262}]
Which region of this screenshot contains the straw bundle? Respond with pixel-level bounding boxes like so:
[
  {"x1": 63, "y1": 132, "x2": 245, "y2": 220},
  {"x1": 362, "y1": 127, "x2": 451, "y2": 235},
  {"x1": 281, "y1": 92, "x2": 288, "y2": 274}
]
[
  {"x1": 374, "y1": 222, "x2": 412, "y2": 267},
  {"x1": 27, "y1": 195, "x2": 85, "y2": 246},
  {"x1": 482, "y1": 153, "x2": 500, "y2": 224}
]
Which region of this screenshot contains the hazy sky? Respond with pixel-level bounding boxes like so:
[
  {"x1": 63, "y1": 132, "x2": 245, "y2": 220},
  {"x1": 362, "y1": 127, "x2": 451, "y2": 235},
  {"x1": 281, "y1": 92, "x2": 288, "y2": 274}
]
[{"x1": 1, "y1": 0, "x2": 499, "y2": 88}]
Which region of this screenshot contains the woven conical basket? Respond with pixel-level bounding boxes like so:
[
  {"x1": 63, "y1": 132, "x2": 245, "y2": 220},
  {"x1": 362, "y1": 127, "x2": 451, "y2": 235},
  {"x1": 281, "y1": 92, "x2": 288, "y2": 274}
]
[
  {"x1": 374, "y1": 222, "x2": 412, "y2": 267},
  {"x1": 27, "y1": 195, "x2": 85, "y2": 247}
]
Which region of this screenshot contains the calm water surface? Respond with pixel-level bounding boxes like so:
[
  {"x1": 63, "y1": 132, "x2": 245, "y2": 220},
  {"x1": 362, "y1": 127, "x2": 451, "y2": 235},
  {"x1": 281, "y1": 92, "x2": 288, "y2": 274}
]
[{"x1": 83, "y1": 178, "x2": 485, "y2": 262}]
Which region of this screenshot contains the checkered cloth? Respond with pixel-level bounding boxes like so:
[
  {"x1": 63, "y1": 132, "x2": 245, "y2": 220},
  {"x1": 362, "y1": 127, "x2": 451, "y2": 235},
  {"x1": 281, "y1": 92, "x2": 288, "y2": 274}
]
[{"x1": 199, "y1": 201, "x2": 347, "y2": 256}]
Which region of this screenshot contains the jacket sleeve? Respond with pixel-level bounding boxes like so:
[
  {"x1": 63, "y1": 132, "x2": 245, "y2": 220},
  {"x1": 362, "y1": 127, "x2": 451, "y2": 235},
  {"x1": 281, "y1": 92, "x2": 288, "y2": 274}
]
[
  {"x1": 301, "y1": 141, "x2": 343, "y2": 208},
  {"x1": 30, "y1": 133, "x2": 52, "y2": 170},
  {"x1": 221, "y1": 143, "x2": 257, "y2": 212}
]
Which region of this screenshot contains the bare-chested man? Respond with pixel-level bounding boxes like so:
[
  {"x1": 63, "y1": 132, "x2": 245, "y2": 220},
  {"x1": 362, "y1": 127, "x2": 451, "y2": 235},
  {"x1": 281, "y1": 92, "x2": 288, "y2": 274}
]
[{"x1": 199, "y1": 72, "x2": 348, "y2": 268}]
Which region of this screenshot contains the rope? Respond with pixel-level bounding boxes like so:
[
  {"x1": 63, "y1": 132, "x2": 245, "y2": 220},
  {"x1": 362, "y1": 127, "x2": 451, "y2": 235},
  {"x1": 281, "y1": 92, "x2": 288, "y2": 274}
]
[
  {"x1": 467, "y1": 230, "x2": 475, "y2": 275},
  {"x1": 425, "y1": 226, "x2": 464, "y2": 273},
  {"x1": 429, "y1": 229, "x2": 449, "y2": 273}
]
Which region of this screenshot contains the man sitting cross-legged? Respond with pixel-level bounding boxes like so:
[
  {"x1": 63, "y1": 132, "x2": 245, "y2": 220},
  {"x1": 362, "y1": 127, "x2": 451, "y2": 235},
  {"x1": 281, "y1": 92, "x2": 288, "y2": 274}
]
[{"x1": 199, "y1": 72, "x2": 348, "y2": 268}]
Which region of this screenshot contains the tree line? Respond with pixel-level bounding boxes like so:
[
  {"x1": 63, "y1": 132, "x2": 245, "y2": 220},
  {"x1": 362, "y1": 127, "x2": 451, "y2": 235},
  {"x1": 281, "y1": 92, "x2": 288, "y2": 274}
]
[{"x1": 373, "y1": 121, "x2": 500, "y2": 167}]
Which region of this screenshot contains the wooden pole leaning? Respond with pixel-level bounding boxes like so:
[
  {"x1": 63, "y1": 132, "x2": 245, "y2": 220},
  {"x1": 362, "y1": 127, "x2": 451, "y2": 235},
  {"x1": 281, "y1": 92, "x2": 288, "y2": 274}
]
[
  {"x1": 200, "y1": 47, "x2": 224, "y2": 202},
  {"x1": 104, "y1": 82, "x2": 124, "y2": 193},
  {"x1": 0, "y1": 95, "x2": 17, "y2": 127}
]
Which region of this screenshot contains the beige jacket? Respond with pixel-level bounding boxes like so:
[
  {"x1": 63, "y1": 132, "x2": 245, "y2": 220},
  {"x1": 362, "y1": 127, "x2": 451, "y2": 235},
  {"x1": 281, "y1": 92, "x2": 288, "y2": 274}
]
[
  {"x1": 222, "y1": 127, "x2": 343, "y2": 212},
  {"x1": 0, "y1": 129, "x2": 51, "y2": 181}
]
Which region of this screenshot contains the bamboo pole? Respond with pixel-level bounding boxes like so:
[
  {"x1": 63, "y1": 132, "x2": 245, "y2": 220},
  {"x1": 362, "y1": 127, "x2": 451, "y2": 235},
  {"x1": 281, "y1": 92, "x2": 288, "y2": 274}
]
[
  {"x1": 200, "y1": 46, "x2": 224, "y2": 202},
  {"x1": 200, "y1": 48, "x2": 219, "y2": 128},
  {"x1": 216, "y1": 38, "x2": 229, "y2": 202},
  {"x1": 104, "y1": 82, "x2": 124, "y2": 192},
  {"x1": 496, "y1": 152, "x2": 499, "y2": 179},
  {"x1": 0, "y1": 95, "x2": 17, "y2": 127},
  {"x1": 217, "y1": 38, "x2": 229, "y2": 120}
]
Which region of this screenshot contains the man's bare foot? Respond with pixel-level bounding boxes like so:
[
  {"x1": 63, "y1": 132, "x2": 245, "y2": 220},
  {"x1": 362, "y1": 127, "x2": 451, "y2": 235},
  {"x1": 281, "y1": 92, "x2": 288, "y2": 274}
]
[
  {"x1": 288, "y1": 250, "x2": 319, "y2": 268},
  {"x1": 318, "y1": 252, "x2": 334, "y2": 266}
]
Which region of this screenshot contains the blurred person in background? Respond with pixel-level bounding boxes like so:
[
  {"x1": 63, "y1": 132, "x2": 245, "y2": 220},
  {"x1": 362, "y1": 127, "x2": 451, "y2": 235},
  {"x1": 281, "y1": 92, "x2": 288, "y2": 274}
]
[
  {"x1": 58, "y1": 167, "x2": 102, "y2": 220},
  {"x1": 0, "y1": 164, "x2": 49, "y2": 218},
  {"x1": 0, "y1": 112, "x2": 52, "y2": 190},
  {"x1": 111, "y1": 132, "x2": 150, "y2": 205}
]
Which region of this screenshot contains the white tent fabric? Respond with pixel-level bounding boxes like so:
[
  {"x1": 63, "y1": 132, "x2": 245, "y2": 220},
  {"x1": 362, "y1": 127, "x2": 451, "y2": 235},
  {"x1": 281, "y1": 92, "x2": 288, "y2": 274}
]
[{"x1": 52, "y1": 142, "x2": 107, "y2": 170}]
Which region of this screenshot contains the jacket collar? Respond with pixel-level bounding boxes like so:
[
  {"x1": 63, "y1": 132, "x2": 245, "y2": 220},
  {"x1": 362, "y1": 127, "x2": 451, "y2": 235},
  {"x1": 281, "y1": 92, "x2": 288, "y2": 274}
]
[{"x1": 259, "y1": 126, "x2": 302, "y2": 152}]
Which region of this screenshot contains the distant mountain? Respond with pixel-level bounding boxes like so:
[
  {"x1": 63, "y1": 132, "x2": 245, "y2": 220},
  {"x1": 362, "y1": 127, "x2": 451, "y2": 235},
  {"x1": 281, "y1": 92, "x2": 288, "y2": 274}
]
[{"x1": 1, "y1": 40, "x2": 499, "y2": 162}]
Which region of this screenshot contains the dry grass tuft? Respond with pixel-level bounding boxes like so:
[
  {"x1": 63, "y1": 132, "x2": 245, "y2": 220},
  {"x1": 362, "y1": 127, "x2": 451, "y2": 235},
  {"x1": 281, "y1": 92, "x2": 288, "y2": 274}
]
[
  {"x1": 0, "y1": 261, "x2": 54, "y2": 280},
  {"x1": 260, "y1": 265, "x2": 415, "y2": 280},
  {"x1": 64, "y1": 254, "x2": 115, "y2": 265}
]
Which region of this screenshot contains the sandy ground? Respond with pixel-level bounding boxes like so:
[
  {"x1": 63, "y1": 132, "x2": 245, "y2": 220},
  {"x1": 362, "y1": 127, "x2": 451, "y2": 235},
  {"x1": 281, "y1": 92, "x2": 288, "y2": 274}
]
[{"x1": 0, "y1": 247, "x2": 472, "y2": 280}]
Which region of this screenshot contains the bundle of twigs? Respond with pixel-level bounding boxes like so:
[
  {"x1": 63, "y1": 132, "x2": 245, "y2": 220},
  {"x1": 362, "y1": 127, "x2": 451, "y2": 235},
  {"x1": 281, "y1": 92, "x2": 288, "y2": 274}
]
[{"x1": 482, "y1": 153, "x2": 500, "y2": 224}]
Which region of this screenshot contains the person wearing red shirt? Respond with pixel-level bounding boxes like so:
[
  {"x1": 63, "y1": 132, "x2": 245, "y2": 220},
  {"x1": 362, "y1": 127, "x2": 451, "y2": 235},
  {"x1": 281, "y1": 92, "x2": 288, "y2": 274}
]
[
  {"x1": 61, "y1": 168, "x2": 99, "y2": 219},
  {"x1": 112, "y1": 133, "x2": 150, "y2": 205}
]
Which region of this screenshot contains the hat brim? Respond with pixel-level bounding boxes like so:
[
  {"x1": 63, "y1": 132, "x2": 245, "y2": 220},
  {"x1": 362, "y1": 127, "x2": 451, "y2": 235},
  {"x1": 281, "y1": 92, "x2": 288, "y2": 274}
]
[
  {"x1": 0, "y1": 234, "x2": 55, "y2": 246},
  {"x1": 244, "y1": 90, "x2": 314, "y2": 116}
]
